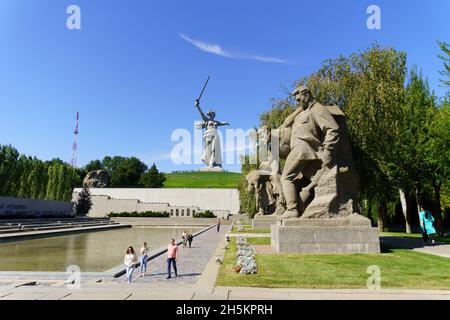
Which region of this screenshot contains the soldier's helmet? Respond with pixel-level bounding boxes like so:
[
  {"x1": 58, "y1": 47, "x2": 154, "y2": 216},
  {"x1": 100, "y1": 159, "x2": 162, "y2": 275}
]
[{"x1": 207, "y1": 110, "x2": 216, "y2": 118}]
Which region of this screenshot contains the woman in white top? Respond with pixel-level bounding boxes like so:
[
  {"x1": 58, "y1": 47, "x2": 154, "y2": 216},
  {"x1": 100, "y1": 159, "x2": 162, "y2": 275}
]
[
  {"x1": 140, "y1": 242, "x2": 149, "y2": 277},
  {"x1": 124, "y1": 246, "x2": 138, "y2": 283}
]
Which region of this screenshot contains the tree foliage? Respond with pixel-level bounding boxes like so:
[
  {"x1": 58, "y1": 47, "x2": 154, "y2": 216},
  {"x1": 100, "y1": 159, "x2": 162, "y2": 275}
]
[
  {"x1": 139, "y1": 163, "x2": 166, "y2": 188},
  {"x1": 0, "y1": 145, "x2": 78, "y2": 201},
  {"x1": 76, "y1": 187, "x2": 92, "y2": 216}
]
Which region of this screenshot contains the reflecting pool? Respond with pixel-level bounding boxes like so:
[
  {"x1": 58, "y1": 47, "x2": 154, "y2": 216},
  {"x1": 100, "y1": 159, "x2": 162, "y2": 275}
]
[{"x1": 0, "y1": 227, "x2": 199, "y2": 272}]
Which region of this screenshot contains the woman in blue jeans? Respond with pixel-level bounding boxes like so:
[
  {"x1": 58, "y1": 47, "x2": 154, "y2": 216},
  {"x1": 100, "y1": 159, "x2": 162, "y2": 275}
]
[
  {"x1": 140, "y1": 242, "x2": 149, "y2": 277},
  {"x1": 124, "y1": 246, "x2": 138, "y2": 283}
]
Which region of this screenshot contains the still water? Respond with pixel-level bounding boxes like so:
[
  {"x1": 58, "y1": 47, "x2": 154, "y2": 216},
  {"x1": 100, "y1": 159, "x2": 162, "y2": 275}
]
[{"x1": 0, "y1": 227, "x2": 199, "y2": 272}]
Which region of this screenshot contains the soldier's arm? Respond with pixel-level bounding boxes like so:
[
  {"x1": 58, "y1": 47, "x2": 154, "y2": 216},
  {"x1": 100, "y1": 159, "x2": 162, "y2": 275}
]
[
  {"x1": 281, "y1": 107, "x2": 303, "y2": 128},
  {"x1": 313, "y1": 105, "x2": 339, "y2": 152}
]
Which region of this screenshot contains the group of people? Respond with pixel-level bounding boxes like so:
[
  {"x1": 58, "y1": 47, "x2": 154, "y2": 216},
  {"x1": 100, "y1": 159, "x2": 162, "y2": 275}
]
[
  {"x1": 123, "y1": 233, "x2": 196, "y2": 283},
  {"x1": 124, "y1": 242, "x2": 149, "y2": 283},
  {"x1": 181, "y1": 230, "x2": 194, "y2": 248}
]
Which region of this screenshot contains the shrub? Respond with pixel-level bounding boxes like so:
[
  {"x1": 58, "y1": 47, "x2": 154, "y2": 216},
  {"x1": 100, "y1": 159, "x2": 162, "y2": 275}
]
[
  {"x1": 194, "y1": 210, "x2": 216, "y2": 218},
  {"x1": 107, "y1": 211, "x2": 169, "y2": 218}
]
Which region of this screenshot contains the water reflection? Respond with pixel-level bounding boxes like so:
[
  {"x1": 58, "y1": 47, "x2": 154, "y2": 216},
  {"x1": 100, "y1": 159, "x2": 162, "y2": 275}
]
[{"x1": 0, "y1": 227, "x2": 198, "y2": 272}]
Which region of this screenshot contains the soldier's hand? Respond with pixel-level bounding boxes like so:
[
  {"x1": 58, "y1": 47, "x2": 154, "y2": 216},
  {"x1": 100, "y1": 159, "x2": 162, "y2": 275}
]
[
  {"x1": 195, "y1": 99, "x2": 200, "y2": 108},
  {"x1": 279, "y1": 194, "x2": 286, "y2": 205},
  {"x1": 321, "y1": 151, "x2": 333, "y2": 169}
]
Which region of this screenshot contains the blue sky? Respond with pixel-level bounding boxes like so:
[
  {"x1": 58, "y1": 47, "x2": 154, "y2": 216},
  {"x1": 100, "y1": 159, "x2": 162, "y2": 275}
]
[{"x1": 0, "y1": 0, "x2": 449, "y2": 173}]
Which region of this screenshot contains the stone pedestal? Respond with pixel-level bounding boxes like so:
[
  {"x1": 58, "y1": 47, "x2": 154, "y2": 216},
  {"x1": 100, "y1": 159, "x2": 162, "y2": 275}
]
[
  {"x1": 252, "y1": 215, "x2": 278, "y2": 229},
  {"x1": 199, "y1": 166, "x2": 224, "y2": 172},
  {"x1": 271, "y1": 215, "x2": 380, "y2": 254}
]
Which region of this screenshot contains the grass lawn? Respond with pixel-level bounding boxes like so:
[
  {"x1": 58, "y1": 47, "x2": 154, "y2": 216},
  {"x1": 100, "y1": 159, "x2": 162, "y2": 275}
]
[
  {"x1": 231, "y1": 226, "x2": 271, "y2": 234},
  {"x1": 247, "y1": 237, "x2": 271, "y2": 245},
  {"x1": 381, "y1": 232, "x2": 450, "y2": 244},
  {"x1": 216, "y1": 239, "x2": 450, "y2": 289},
  {"x1": 163, "y1": 171, "x2": 241, "y2": 188}
]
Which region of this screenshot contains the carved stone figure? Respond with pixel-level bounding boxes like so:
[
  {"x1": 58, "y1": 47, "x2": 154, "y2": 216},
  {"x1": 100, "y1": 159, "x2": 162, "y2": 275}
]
[
  {"x1": 195, "y1": 100, "x2": 229, "y2": 170},
  {"x1": 83, "y1": 170, "x2": 110, "y2": 188},
  {"x1": 277, "y1": 85, "x2": 361, "y2": 219},
  {"x1": 246, "y1": 126, "x2": 286, "y2": 216}
]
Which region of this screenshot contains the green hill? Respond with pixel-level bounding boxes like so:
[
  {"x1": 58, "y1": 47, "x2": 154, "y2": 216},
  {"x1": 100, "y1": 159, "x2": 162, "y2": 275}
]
[{"x1": 163, "y1": 171, "x2": 242, "y2": 189}]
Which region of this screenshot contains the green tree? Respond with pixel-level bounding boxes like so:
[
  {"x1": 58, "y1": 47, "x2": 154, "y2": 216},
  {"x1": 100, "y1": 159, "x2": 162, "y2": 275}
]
[
  {"x1": 438, "y1": 41, "x2": 450, "y2": 89},
  {"x1": 102, "y1": 156, "x2": 126, "y2": 175},
  {"x1": 46, "y1": 163, "x2": 60, "y2": 200},
  {"x1": 17, "y1": 155, "x2": 33, "y2": 198},
  {"x1": 84, "y1": 160, "x2": 104, "y2": 172},
  {"x1": 0, "y1": 145, "x2": 20, "y2": 196},
  {"x1": 109, "y1": 157, "x2": 148, "y2": 187},
  {"x1": 139, "y1": 163, "x2": 166, "y2": 188},
  {"x1": 238, "y1": 155, "x2": 258, "y2": 217},
  {"x1": 425, "y1": 100, "x2": 450, "y2": 233},
  {"x1": 76, "y1": 187, "x2": 92, "y2": 216}
]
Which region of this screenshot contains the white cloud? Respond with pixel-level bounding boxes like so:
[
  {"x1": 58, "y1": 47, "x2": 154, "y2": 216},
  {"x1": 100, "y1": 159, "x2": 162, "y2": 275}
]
[{"x1": 179, "y1": 33, "x2": 287, "y2": 64}]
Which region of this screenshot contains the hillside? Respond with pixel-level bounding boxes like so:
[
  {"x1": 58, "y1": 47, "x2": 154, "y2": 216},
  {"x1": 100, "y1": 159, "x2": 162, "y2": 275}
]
[{"x1": 163, "y1": 171, "x2": 242, "y2": 189}]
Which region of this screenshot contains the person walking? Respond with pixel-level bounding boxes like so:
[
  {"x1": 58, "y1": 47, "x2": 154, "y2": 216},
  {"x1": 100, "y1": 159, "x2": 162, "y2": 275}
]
[
  {"x1": 187, "y1": 233, "x2": 193, "y2": 248},
  {"x1": 124, "y1": 246, "x2": 138, "y2": 283},
  {"x1": 166, "y1": 239, "x2": 178, "y2": 279},
  {"x1": 216, "y1": 218, "x2": 221, "y2": 232},
  {"x1": 140, "y1": 242, "x2": 149, "y2": 277},
  {"x1": 419, "y1": 207, "x2": 437, "y2": 246},
  {"x1": 182, "y1": 230, "x2": 187, "y2": 248}
]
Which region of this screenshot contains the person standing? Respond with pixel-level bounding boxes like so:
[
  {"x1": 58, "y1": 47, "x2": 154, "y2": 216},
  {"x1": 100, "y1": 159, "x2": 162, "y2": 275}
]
[
  {"x1": 216, "y1": 218, "x2": 221, "y2": 232},
  {"x1": 166, "y1": 239, "x2": 178, "y2": 279},
  {"x1": 124, "y1": 246, "x2": 138, "y2": 283},
  {"x1": 187, "y1": 233, "x2": 193, "y2": 248},
  {"x1": 419, "y1": 207, "x2": 437, "y2": 246},
  {"x1": 182, "y1": 230, "x2": 187, "y2": 248},
  {"x1": 140, "y1": 242, "x2": 149, "y2": 277}
]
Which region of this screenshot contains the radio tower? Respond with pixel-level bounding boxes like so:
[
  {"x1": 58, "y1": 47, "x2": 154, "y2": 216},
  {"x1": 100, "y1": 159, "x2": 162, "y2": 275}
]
[{"x1": 70, "y1": 112, "x2": 79, "y2": 168}]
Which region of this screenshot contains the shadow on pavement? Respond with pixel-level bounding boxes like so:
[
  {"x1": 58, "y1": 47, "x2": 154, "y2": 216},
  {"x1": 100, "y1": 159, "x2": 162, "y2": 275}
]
[{"x1": 379, "y1": 236, "x2": 424, "y2": 251}]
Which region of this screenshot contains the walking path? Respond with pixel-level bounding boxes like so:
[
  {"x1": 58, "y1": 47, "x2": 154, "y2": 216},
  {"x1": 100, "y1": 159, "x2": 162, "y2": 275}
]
[
  {"x1": 414, "y1": 245, "x2": 450, "y2": 258},
  {"x1": 380, "y1": 236, "x2": 450, "y2": 258},
  {"x1": 107, "y1": 224, "x2": 227, "y2": 286}
]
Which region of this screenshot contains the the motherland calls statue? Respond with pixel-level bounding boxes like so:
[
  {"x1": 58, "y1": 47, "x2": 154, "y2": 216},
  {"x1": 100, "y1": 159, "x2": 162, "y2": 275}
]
[
  {"x1": 83, "y1": 170, "x2": 110, "y2": 188},
  {"x1": 194, "y1": 100, "x2": 229, "y2": 171},
  {"x1": 275, "y1": 85, "x2": 361, "y2": 220},
  {"x1": 246, "y1": 126, "x2": 286, "y2": 216}
]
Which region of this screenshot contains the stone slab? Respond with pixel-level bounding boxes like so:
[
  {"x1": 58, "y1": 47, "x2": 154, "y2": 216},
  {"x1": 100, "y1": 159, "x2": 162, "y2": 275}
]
[
  {"x1": 199, "y1": 167, "x2": 224, "y2": 172},
  {"x1": 271, "y1": 219, "x2": 380, "y2": 254},
  {"x1": 61, "y1": 292, "x2": 132, "y2": 300},
  {"x1": 278, "y1": 215, "x2": 372, "y2": 227},
  {"x1": 252, "y1": 216, "x2": 278, "y2": 229}
]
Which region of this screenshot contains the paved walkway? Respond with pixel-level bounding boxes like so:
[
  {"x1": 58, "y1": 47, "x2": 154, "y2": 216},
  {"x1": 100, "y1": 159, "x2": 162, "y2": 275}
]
[
  {"x1": 107, "y1": 225, "x2": 228, "y2": 286},
  {"x1": 380, "y1": 236, "x2": 450, "y2": 258},
  {"x1": 1, "y1": 283, "x2": 449, "y2": 300}
]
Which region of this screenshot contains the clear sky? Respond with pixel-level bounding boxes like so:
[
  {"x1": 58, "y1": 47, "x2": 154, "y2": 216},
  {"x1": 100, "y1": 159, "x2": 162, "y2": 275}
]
[{"x1": 0, "y1": 0, "x2": 449, "y2": 173}]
